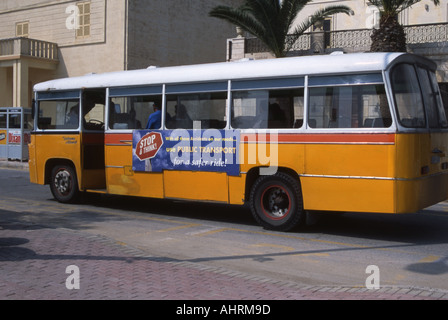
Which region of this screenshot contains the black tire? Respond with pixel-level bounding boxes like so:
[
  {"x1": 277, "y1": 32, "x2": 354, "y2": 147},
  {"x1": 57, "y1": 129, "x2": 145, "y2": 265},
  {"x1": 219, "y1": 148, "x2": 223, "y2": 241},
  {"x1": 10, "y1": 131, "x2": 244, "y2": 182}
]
[
  {"x1": 249, "y1": 172, "x2": 304, "y2": 231},
  {"x1": 50, "y1": 164, "x2": 80, "y2": 203}
]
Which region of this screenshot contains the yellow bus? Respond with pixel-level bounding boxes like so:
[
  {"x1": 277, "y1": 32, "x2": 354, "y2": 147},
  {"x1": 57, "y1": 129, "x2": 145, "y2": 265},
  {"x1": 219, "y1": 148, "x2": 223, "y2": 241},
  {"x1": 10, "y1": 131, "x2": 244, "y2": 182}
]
[{"x1": 29, "y1": 52, "x2": 448, "y2": 231}]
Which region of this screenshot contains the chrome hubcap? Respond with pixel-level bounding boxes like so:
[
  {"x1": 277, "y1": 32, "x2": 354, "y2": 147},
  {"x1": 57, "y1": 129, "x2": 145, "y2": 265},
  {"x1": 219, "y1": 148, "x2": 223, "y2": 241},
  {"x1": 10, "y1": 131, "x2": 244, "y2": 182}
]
[
  {"x1": 54, "y1": 170, "x2": 71, "y2": 195},
  {"x1": 264, "y1": 187, "x2": 289, "y2": 218}
]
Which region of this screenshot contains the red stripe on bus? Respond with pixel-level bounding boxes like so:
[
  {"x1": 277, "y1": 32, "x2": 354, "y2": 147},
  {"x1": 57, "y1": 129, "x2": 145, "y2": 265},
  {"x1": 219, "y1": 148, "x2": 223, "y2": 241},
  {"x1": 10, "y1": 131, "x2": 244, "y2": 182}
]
[
  {"x1": 105, "y1": 133, "x2": 133, "y2": 145},
  {"x1": 105, "y1": 132, "x2": 395, "y2": 145},
  {"x1": 241, "y1": 133, "x2": 395, "y2": 144}
]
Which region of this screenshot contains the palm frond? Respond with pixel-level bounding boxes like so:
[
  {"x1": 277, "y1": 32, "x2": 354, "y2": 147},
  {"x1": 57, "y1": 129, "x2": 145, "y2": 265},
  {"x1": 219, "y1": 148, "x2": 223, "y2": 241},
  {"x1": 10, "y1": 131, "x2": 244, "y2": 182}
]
[
  {"x1": 210, "y1": 0, "x2": 353, "y2": 57},
  {"x1": 246, "y1": 0, "x2": 284, "y2": 55}
]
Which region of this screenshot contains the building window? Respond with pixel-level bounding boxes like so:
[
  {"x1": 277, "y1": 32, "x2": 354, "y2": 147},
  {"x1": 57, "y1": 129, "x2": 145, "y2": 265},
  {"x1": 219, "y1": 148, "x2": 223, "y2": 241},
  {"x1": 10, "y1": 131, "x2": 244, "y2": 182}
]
[
  {"x1": 76, "y1": 1, "x2": 91, "y2": 38},
  {"x1": 16, "y1": 21, "x2": 29, "y2": 38}
]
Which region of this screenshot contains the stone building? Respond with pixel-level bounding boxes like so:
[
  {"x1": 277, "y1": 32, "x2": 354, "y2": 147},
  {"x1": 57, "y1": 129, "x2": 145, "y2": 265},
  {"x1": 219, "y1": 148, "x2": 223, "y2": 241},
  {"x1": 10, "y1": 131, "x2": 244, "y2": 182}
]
[
  {"x1": 227, "y1": 0, "x2": 448, "y2": 83},
  {"x1": 0, "y1": 0, "x2": 243, "y2": 109},
  {"x1": 298, "y1": 0, "x2": 446, "y2": 31}
]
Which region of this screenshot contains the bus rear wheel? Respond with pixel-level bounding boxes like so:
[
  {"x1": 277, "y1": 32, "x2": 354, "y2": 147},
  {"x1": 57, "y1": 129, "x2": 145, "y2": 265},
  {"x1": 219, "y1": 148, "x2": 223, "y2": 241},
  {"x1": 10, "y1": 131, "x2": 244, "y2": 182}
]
[
  {"x1": 250, "y1": 172, "x2": 304, "y2": 231},
  {"x1": 50, "y1": 164, "x2": 79, "y2": 203}
]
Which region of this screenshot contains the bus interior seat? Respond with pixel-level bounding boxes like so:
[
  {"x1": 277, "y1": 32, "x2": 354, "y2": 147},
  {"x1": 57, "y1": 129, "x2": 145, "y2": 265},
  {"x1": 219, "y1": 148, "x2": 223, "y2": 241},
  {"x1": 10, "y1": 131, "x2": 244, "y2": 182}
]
[
  {"x1": 308, "y1": 119, "x2": 317, "y2": 128},
  {"x1": 293, "y1": 119, "x2": 303, "y2": 128},
  {"x1": 232, "y1": 116, "x2": 256, "y2": 128},
  {"x1": 199, "y1": 119, "x2": 226, "y2": 129},
  {"x1": 113, "y1": 123, "x2": 129, "y2": 129},
  {"x1": 363, "y1": 118, "x2": 389, "y2": 128},
  {"x1": 328, "y1": 121, "x2": 338, "y2": 128}
]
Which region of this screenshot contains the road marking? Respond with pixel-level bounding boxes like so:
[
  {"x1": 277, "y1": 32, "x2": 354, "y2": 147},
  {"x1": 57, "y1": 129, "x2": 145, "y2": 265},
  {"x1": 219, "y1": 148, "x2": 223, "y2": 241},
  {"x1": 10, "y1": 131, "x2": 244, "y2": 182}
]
[
  {"x1": 188, "y1": 227, "x2": 226, "y2": 236},
  {"x1": 418, "y1": 255, "x2": 441, "y2": 263},
  {"x1": 252, "y1": 243, "x2": 295, "y2": 251},
  {"x1": 193, "y1": 227, "x2": 231, "y2": 237},
  {"x1": 157, "y1": 223, "x2": 201, "y2": 233},
  {"x1": 387, "y1": 273, "x2": 407, "y2": 285},
  {"x1": 251, "y1": 243, "x2": 330, "y2": 257}
]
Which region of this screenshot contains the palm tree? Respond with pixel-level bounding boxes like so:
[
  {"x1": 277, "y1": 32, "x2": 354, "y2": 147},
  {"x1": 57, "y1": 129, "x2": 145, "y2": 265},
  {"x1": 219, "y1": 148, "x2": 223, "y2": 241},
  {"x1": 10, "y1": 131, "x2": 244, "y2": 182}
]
[
  {"x1": 369, "y1": 0, "x2": 440, "y2": 52},
  {"x1": 209, "y1": 0, "x2": 352, "y2": 58}
]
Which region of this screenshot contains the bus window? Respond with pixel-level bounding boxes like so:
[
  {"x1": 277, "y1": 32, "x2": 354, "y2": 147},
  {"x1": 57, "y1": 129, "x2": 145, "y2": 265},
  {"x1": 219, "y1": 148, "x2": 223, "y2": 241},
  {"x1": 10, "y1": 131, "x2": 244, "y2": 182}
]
[
  {"x1": 308, "y1": 84, "x2": 391, "y2": 129},
  {"x1": 391, "y1": 64, "x2": 426, "y2": 128},
  {"x1": 38, "y1": 100, "x2": 80, "y2": 130},
  {"x1": 83, "y1": 91, "x2": 105, "y2": 131},
  {"x1": 166, "y1": 91, "x2": 227, "y2": 129},
  {"x1": 109, "y1": 95, "x2": 161, "y2": 130},
  {"x1": 231, "y1": 88, "x2": 304, "y2": 129},
  {"x1": 417, "y1": 67, "x2": 448, "y2": 129},
  {"x1": 429, "y1": 70, "x2": 448, "y2": 128}
]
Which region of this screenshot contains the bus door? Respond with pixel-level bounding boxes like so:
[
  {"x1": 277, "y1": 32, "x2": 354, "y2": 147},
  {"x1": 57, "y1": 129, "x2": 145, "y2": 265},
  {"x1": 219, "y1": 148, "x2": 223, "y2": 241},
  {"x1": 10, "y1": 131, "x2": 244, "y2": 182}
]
[{"x1": 80, "y1": 89, "x2": 106, "y2": 190}]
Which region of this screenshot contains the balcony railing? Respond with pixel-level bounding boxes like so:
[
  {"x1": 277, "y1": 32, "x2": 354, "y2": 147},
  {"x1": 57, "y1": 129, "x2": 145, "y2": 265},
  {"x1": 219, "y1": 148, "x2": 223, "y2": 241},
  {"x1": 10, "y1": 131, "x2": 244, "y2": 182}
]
[
  {"x1": 242, "y1": 22, "x2": 448, "y2": 57},
  {"x1": 0, "y1": 37, "x2": 58, "y2": 60},
  {"x1": 406, "y1": 22, "x2": 448, "y2": 44}
]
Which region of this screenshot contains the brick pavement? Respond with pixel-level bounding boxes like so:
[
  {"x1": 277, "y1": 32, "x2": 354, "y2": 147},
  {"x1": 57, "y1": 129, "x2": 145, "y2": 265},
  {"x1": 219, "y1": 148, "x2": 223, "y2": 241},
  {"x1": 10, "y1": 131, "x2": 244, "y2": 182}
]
[{"x1": 1, "y1": 218, "x2": 448, "y2": 301}]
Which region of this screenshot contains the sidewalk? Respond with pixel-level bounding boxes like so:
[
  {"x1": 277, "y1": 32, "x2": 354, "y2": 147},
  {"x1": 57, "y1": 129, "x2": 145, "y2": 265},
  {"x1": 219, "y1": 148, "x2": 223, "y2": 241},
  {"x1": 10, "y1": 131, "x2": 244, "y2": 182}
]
[
  {"x1": 0, "y1": 159, "x2": 29, "y2": 171},
  {"x1": 1, "y1": 218, "x2": 447, "y2": 300}
]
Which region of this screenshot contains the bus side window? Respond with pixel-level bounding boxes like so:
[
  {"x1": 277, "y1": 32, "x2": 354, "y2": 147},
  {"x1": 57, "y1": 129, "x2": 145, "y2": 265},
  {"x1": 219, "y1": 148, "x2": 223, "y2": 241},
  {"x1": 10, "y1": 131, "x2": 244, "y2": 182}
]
[
  {"x1": 166, "y1": 92, "x2": 227, "y2": 130},
  {"x1": 391, "y1": 64, "x2": 426, "y2": 128},
  {"x1": 417, "y1": 67, "x2": 448, "y2": 129},
  {"x1": 38, "y1": 100, "x2": 80, "y2": 130},
  {"x1": 109, "y1": 95, "x2": 161, "y2": 130},
  {"x1": 428, "y1": 70, "x2": 448, "y2": 128},
  {"x1": 269, "y1": 88, "x2": 304, "y2": 129},
  {"x1": 231, "y1": 88, "x2": 304, "y2": 129},
  {"x1": 308, "y1": 85, "x2": 391, "y2": 129}
]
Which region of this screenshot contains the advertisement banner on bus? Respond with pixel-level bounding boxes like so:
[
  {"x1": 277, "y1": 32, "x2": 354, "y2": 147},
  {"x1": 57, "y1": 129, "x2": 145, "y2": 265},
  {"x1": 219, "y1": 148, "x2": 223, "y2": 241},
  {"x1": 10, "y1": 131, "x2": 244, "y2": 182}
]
[{"x1": 132, "y1": 130, "x2": 241, "y2": 176}]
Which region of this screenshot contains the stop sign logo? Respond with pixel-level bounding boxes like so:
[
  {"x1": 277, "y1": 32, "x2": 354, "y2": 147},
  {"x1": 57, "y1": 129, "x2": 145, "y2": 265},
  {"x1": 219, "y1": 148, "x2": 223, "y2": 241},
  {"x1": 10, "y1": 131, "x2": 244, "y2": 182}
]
[{"x1": 135, "y1": 132, "x2": 164, "y2": 161}]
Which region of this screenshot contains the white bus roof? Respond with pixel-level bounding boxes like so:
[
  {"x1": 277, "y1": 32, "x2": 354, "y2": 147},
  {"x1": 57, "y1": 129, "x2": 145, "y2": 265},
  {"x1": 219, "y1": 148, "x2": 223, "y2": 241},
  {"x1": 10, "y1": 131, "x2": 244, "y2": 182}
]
[{"x1": 34, "y1": 52, "x2": 434, "y2": 92}]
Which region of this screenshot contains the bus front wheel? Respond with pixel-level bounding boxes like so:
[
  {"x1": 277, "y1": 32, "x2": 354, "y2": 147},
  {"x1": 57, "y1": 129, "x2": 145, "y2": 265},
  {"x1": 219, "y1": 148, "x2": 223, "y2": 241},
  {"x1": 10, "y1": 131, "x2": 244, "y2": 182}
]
[
  {"x1": 50, "y1": 164, "x2": 80, "y2": 203},
  {"x1": 250, "y1": 172, "x2": 304, "y2": 231}
]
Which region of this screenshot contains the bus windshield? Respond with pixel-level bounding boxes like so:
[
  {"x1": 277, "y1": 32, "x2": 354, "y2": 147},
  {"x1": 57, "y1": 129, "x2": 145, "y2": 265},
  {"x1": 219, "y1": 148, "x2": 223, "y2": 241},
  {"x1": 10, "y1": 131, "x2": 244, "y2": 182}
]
[{"x1": 391, "y1": 63, "x2": 448, "y2": 129}]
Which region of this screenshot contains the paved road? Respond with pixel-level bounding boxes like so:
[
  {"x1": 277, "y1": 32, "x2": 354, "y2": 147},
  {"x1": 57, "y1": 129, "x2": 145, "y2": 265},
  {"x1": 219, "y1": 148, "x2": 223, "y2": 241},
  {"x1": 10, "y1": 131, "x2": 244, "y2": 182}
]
[{"x1": 1, "y1": 163, "x2": 448, "y2": 301}]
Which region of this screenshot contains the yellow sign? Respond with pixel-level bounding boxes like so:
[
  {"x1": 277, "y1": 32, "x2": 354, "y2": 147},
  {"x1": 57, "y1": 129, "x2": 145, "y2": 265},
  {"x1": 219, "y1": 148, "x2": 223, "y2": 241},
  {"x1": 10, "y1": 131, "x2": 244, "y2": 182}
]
[{"x1": 0, "y1": 130, "x2": 6, "y2": 145}]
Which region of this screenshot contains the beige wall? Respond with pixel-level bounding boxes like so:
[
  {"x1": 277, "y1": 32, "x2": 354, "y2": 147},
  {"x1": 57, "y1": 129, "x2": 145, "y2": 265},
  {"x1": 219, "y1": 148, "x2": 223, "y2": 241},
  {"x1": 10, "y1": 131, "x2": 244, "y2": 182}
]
[
  {"x1": 0, "y1": 0, "x2": 125, "y2": 80},
  {"x1": 0, "y1": 67, "x2": 13, "y2": 107},
  {"x1": 0, "y1": 0, "x2": 244, "y2": 108},
  {"x1": 58, "y1": 0, "x2": 126, "y2": 77},
  {"x1": 0, "y1": 0, "x2": 107, "y2": 47},
  {"x1": 1, "y1": 0, "x2": 243, "y2": 75},
  {"x1": 0, "y1": 0, "x2": 71, "y2": 11},
  {"x1": 0, "y1": 0, "x2": 126, "y2": 107}
]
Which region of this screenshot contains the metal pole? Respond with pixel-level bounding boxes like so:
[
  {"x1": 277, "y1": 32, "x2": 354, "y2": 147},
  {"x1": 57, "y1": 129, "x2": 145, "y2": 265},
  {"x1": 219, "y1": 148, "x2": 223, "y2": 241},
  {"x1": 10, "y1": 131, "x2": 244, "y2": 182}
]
[{"x1": 6, "y1": 108, "x2": 9, "y2": 160}]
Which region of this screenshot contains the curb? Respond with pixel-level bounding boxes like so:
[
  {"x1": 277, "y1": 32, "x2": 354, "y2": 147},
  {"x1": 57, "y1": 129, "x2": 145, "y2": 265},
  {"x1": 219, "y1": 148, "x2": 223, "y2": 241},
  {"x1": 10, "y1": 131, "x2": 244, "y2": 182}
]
[{"x1": 0, "y1": 160, "x2": 29, "y2": 171}]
